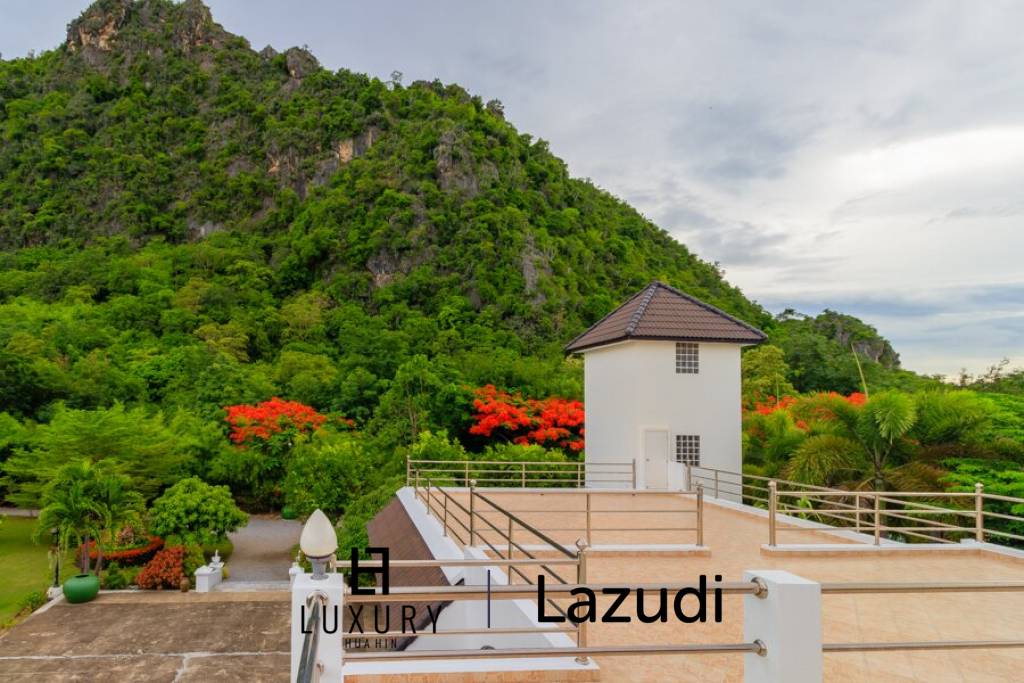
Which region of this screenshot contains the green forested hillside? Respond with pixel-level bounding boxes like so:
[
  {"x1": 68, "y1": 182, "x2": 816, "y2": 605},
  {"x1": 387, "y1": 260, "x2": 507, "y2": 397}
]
[
  {"x1": 1, "y1": 0, "x2": 996, "y2": 525},
  {"x1": 0, "y1": 0, "x2": 768, "y2": 419}
]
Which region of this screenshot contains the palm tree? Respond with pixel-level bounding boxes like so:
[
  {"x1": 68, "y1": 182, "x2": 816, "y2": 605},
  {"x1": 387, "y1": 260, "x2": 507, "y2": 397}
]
[
  {"x1": 36, "y1": 462, "x2": 105, "y2": 575},
  {"x1": 91, "y1": 469, "x2": 144, "y2": 574},
  {"x1": 783, "y1": 390, "x2": 988, "y2": 492},
  {"x1": 36, "y1": 459, "x2": 143, "y2": 575}
]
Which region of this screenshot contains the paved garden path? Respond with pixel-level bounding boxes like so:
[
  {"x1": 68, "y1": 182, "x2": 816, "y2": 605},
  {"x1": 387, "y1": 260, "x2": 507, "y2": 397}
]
[{"x1": 224, "y1": 515, "x2": 301, "y2": 583}]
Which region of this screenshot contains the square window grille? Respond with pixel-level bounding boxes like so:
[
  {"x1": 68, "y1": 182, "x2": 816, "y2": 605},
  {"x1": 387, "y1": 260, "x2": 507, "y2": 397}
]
[
  {"x1": 675, "y1": 434, "x2": 701, "y2": 466},
  {"x1": 675, "y1": 342, "x2": 699, "y2": 374}
]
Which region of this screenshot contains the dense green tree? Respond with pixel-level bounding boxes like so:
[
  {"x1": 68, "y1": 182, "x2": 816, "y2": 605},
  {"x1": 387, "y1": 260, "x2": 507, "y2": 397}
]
[
  {"x1": 741, "y1": 344, "x2": 795, "y2": 406},
  {"x1": 148, "y1": 476, "x2": 248, "y2": 546},
  {"x1": 3, "y1": 403, "x2": 188, "y2": 507}
]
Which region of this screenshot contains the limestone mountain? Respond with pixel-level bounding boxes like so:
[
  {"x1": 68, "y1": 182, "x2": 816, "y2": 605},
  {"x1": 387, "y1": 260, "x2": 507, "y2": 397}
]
[{"x1": 0, "y1": 0, "x2": 920, "y2": 426}]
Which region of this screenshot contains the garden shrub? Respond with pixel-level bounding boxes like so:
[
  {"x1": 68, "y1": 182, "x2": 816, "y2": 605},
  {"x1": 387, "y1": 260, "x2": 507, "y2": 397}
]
[
  {"x1": 336, "y1": 475, "x2": 403, "y2": 572},
  {"x1": 17, "y1": 590, "x2": 46, "y2": 615},
  {"x1": 282, "y1": 432, "x2": 374, "y2": 517},
  {"x1": 148, "y1": 477, "x2": 248, "y2": 546},
  {"x1": 135, "y1": 546, "x2": 187, "y2": 589},
  {"x1": 83, "y1": 536, "x2": 164, "y2": 567},
  {"x1": 182, "y1": 544, "x2": 206, "y2": 581}
]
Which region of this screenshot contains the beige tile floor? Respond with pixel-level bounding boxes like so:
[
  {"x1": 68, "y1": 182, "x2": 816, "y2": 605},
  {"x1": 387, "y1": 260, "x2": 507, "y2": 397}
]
[{"x1": 426, "y1": 490, "x2": 1024, "y2": 682}]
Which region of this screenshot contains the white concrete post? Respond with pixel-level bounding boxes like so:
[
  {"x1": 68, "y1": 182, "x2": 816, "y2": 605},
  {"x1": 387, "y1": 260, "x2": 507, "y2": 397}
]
[
  {"x1": 742, "y1": 570, "x2": 822, "y2": 683},
  {"x1": 291, "y1": 570, "x2": 344, "y2": 682}
]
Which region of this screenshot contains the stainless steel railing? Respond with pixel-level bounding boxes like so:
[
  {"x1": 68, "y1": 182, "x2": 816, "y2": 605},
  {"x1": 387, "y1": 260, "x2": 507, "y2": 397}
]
[
  {"x1": 819, "y1": 580, "x2": 1024, "y2": 654},
  {"x1": 689, "y1": 464, "x2": 1024, "y2": 548},
  {"x1": 408, "y1": 457, "x2": 636, "y2": 489},
  {"x1": 296, "y1": 591, "x2": 326, "y2": 683},
  {"x1": 415, "y1": 479, "x2": 704, "y2": 549}
]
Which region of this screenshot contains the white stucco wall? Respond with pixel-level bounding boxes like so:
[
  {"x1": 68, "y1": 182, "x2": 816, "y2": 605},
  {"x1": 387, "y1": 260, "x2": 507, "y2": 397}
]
[{"x1": 582, "y1": 340, "x2": 742, "y2": 489}]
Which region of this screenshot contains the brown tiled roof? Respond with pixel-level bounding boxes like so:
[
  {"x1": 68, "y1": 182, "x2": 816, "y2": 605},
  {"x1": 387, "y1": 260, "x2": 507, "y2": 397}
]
[
  {"x1": 360, "y1": 496, "x2": 455, "y2": 650},
  {"x1": 565, "y1": 281, "x2": 766, "y2": 353}
]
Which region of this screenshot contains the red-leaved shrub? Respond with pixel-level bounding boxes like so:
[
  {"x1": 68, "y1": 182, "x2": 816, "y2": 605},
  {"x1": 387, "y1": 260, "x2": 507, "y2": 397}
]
[
  {"x1": 135, "y1": 546, "x2": 187, "y2": 589},
  {"x1": 80, "y1": 537, "x2": 164, "y2": 567}
]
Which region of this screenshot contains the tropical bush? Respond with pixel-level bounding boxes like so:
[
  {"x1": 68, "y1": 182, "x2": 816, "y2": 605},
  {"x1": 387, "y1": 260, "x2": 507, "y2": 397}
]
[
  {"x1": 148, "y1": 477, "x2": 248, "y2": 546},
  {"x1": 83, "y1": 536, "x2": 163, "y2": 567},
  {"x1": 135, "y1": 546, "x2": 188, "y2": 590},
  {"x1": 281, "y1": 432, "x2": 374, "y2": 517},
  {"x1": 36, "y1": 459, "x2": 144, "y2": 574},
  {"x1": 744, "y1": 390, "x2": 992, "y2": 491}
]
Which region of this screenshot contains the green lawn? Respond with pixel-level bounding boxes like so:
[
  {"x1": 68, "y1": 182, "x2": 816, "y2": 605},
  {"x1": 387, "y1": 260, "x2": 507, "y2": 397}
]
[{"x1": 0, "y1": 516, "x2": 56, "y2": 626}]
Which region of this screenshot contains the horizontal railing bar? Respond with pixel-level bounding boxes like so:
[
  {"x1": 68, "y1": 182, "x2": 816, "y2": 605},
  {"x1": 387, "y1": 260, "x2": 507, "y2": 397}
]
[
  {"x1": 691, "y1": 467, "x2": 838, "y2": 491},
  {"x1": 334, "y1": 558, "x2": 579, "y2": 568},
  {"x1": 346, "y1": 581, "x2": 764, "y2": 603},
  {"x1": 980, "y1": 528, "x2": 1024, "y2": 542},
  {"x1": 777, "y1": 490, "x2": 975, "y2": 499},
  {"x1": 774, "y1": 524, "x2": 961, "y2": 536},
  {"x1": 410, "y1": 459, "x2": 633, "y2": 467},
  {"x1": 978, "y1": 509, "x2": 1022, "y2": 523},
  {"x1": 472, "y1": 508, "x2": 696, "y2": 514},
  {"x1": 983, "y1": 492, "x2": 1024, "y2": 504},
  {"x1": 824, "y1": 640, "x2": 1024, "y2": 653},
  {"x1": 367, "y1": 626, "x2": 579, "y2": 638},
  {"x1": 345, "y1": 642, "x2": 765, "y2": 661},
  {"x1": 820, "y1": 581, "x2": 1024, "y2": 594}
]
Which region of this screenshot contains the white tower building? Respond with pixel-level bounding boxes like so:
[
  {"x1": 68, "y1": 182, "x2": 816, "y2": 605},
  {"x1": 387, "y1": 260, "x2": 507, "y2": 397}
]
[{"x1": 565, "y1": 282, "x2": 766, "y2": 491}]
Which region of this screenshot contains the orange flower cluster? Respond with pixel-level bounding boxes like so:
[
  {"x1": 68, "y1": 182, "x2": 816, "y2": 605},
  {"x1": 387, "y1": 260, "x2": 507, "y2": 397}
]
[
  {"x1": 750, "y1": 391, "x2": 868, "y2": 431},
  {"x1": 468, "y1": 385, "x2": 585, "y2": 451},
  {"x1": 224, "y1": 397, "x2": 327, "y2": 445},
  {"x1": 752, "y1": 391, "x2": 866, "y2": 416}
]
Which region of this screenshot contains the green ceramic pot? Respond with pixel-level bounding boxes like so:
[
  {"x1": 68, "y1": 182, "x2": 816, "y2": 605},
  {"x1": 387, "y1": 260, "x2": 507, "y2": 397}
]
[{"x1": 63, "y1": 573, "x2": 100, "y2": 604}]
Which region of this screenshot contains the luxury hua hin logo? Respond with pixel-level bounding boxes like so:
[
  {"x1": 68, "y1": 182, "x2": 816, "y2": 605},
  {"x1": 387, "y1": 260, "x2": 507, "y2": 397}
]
[{"x1": 300, "y1": 547, "x2": 728, "y2": 648}]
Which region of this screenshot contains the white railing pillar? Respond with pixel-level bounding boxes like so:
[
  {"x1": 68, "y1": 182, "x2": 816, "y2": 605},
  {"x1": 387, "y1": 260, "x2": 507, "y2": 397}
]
[
  {"x1": 743, "y1": 570, "x2": 822, "y2": 683},
  {"x1": 291, "y1": 569, "x2": 344, "y2": 682}
]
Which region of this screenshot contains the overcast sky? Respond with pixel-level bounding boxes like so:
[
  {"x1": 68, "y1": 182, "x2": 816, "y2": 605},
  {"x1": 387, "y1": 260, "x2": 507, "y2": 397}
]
[{"x1": 3, "y1": 1, "x2": 1023, "y2": 377}]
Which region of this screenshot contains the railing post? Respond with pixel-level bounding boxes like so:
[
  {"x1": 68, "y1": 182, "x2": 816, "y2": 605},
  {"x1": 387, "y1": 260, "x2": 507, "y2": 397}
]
[
  {"x1": 685, "y1": 463, "x2": 692, "y2": 492},
  {"x1": 631, "y1": 459, "x2": 637, "y2": 489},
  {"x1": 291, "y1": 569, "x2": 343, "y2": 682},
  {"x1": 585, "y1": 492, "x2": 592, "y2": 546},
  {"x1": 575, "y1": 538, "x2": 589, "y2": 664},
  {"x1": 873, "y1": 494, "x2": 881, "y2": 546},
  {"x1": 714, "y1": 470, "x2": 720, "y2": 499},
  {"x1": 696, "y1": 484, "x2": 704, "y2": 546},
  {"x1": 521, "y1": 462, "x2": 526, "y2": 489},
  {"x1": 464, "y1": 460, "x2": 470, "y2": 487},
  {"x1": 406, "y1": 455, "x2": 411, "y2": 486},
  {"x1": 975, "y1": 482, "x2": 985, "y2": 543},
  {"x1": 743, "y1": 570, "x2": 821, "y2": 683},
  {"x1": 577, "y1": 461, "x2": 582, "y2": 488},
  {"x1": 768, "y1": 481, "x2": 777, "y2": 547},
  {"x1": 425, "y1": 478, "x2": 433, "y2": 518},
  {"x1": 442, "y1": 493, "x2": 448, "y2": 537},
  {"x1": 507, "y1": 517, "x2": 514, "y2": 562},
  {"x1": 855, "y1": 493, "x2": 861, "y2": 533},
  {"x1": 469, "y1": 480, "x2": 477, "y2": 546}
]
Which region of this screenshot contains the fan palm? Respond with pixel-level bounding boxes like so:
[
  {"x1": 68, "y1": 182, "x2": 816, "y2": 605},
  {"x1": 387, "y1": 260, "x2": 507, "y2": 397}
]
[{"x1": 784, "y1": 392, "x2": 920, "y2": 490}]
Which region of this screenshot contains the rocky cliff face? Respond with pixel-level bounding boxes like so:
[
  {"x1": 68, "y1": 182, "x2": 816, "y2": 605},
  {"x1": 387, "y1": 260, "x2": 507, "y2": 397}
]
[{"x1": 66, "y1": 0, "x2": 228, "y2": 64}]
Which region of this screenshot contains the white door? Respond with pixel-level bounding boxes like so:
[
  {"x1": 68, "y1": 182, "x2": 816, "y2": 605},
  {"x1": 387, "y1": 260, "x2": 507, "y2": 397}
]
[{"x1": 643, "y1": 429, "x2": 670, "y2": 489}]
